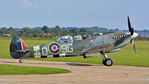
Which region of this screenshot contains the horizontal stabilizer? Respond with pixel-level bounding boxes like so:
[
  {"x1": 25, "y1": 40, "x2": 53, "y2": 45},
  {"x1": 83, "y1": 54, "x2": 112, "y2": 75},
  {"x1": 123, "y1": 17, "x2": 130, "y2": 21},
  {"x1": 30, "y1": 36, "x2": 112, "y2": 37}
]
[{"x1": 16, "y1": 49, "x2": 31, "y2": 53}]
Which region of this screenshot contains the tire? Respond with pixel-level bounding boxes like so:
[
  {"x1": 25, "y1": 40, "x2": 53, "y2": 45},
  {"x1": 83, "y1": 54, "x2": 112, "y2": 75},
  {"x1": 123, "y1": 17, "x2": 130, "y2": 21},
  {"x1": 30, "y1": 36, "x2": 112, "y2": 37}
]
[
  {"x1": 19, "y1": 59, "x2": 23, "y2": 63},
  {"x1": 102, "y1": 58, "x2": 113, "y2": 66},
  {"x1": 102, "y1": 59, "x2": 106, "y2": 65},
  {"x1": 53, "y1": 54, "x2": 59, "y2": 57}
]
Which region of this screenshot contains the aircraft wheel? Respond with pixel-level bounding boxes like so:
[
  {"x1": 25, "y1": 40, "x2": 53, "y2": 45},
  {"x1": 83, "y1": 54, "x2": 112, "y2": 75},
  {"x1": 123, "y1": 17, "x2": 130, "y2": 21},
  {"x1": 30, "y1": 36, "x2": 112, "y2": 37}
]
[
  {"x1": 102, "y1": 58, "x2": 113, "y2": 66},
  {"x1": 19, "y1": 59, "x2": 23, "y2": 63}
]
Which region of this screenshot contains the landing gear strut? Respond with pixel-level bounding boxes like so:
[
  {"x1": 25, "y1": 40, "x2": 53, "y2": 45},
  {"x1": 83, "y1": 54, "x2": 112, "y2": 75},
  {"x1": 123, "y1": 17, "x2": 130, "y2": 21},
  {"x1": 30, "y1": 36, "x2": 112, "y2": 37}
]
[
  {"x1": 101, "y1": 52, "x2": 113, "y2": 66},
  {"x1": 19, "y1": 59, "x2": 24, "y2": 63}
]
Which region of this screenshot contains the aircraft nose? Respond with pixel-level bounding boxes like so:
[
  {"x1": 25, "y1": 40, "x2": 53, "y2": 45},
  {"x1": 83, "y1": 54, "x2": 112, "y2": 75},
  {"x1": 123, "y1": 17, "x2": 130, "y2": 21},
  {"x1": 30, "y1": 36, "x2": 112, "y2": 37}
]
[{"x1": 131, "y1": 32, "x2": 139, "y2": 39}]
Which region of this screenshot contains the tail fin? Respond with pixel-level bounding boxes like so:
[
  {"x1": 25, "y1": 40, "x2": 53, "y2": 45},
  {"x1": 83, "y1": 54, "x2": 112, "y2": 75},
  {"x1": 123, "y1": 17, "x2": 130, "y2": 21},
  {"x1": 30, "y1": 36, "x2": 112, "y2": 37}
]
[{"x1": 10, "y1": 35, "x2": 30, "y2": 59}]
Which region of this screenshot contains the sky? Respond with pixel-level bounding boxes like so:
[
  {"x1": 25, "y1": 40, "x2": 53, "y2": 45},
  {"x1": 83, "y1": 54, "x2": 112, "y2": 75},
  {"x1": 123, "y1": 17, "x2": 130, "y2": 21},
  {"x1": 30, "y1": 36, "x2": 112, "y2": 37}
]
[{"x1": 0, "y1": 0, "x2": 149, "y2": 30}]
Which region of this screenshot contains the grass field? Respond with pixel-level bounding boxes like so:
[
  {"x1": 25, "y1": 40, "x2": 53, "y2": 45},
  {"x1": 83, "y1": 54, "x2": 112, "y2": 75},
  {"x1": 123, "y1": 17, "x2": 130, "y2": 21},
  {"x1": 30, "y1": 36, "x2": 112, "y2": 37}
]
[
  {"x1": 0, "y1": 64, "x2": 70, "y2": 75},
  {"x1": 0, "y1": 37, "x2": 149, "y2": 67}
]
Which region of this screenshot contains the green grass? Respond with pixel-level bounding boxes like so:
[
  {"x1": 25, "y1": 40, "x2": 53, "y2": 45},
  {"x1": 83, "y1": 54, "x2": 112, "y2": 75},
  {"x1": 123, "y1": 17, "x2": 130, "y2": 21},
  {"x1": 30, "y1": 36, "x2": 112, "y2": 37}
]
[
  {"x1": 0, "y1": 64, "x2": 70, "y2": 75},
  {"x1": 0, "y1": 37, "x2": 149, "y2": 67}
]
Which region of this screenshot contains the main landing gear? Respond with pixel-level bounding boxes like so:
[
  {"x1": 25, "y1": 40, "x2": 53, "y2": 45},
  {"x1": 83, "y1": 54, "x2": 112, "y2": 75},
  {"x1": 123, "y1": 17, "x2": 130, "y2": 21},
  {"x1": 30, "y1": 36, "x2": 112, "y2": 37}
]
[
  {"x1": 101, "y1": 52, "x2": 113, "y2": 66},
  {"x1": 19, "y1": 59, "x2": 24, "y2": 63}
]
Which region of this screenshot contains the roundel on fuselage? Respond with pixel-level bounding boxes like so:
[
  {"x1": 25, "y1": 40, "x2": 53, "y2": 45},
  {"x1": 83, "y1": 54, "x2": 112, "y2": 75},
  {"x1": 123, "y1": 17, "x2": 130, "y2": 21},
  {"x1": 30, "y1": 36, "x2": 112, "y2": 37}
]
[{"x1": 48, "y1": 42, "x2": 61, "y2": 55}]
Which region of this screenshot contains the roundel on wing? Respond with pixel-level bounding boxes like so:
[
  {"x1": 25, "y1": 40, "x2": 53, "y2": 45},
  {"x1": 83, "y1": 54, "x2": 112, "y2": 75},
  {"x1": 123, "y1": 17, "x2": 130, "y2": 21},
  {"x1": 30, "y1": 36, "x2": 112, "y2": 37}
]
[{"x1": 48, "y1": 42, "x2": 61, "y2": 55}]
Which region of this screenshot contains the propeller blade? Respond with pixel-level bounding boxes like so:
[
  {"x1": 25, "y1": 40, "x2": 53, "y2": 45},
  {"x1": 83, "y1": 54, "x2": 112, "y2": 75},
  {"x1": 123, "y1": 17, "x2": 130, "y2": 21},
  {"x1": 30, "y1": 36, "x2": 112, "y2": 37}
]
[
  {"x1": 127, "y1": 16, "x2": 134, "y2": 35},
  {"x1": 132, "y1": 39, "x2": 137, "y2": 54},
  {"x1": 128, "y1": 16, "x2": 131, "y2": 31}
]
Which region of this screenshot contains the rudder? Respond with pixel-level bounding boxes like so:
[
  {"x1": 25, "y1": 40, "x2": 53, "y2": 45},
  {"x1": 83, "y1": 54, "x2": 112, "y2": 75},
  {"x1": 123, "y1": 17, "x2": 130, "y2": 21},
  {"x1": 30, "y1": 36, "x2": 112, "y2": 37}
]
[{"x1": 10, "y1": 35, "x2": 30, "y2": 59}]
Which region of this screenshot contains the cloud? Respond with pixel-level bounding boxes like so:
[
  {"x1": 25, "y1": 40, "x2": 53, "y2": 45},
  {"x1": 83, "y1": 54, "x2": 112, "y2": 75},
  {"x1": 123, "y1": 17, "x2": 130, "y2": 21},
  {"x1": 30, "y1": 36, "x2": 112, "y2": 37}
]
[{"x1": 22, "y1": 0, "x2": 38, "y2": 8}]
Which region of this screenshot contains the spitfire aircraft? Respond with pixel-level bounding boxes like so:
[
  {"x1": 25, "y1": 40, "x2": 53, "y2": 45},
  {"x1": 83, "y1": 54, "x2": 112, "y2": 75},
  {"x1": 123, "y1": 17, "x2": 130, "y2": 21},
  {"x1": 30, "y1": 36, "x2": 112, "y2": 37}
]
[{"x1": 10, "y1": 16, "x2": 139, "y2": 66}]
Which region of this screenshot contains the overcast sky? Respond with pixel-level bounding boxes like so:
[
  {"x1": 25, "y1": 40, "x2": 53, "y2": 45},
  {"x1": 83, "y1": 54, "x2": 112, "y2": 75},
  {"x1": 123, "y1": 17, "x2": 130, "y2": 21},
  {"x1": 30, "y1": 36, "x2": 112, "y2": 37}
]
[{"x1": 0, "y1": 0, "x2": 149, "y2": 30}]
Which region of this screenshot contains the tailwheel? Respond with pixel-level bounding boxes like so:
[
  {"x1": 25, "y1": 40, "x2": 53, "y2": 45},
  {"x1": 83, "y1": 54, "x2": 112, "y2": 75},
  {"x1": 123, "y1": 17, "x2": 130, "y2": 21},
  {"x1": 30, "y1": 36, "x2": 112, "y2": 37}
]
[
  {"x1": 102, "y1": 58, "x2": 113, "y2": 66},
  {"x1": 19, "y1": 59, "x2": 24, "y2": 63}
]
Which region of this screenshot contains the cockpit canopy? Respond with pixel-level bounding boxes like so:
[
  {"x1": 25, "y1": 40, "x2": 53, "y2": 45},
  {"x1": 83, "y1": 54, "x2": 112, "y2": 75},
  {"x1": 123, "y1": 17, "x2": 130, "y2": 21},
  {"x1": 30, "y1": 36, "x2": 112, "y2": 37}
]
[
  {"x1": 57, "y1": 35, "x2": 89, "y2": 44},
  {"x1": 74, "y1": 35, "x2": 82, "y2": 41},
  {"x1": 57, "y1": 35, "x2": 73, "y2": 44}
]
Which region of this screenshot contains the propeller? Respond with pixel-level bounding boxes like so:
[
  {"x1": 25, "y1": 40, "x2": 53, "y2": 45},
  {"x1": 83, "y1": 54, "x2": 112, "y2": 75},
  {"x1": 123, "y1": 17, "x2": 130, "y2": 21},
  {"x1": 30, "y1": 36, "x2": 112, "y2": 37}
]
[{"x1": 127, "y1": 16, "x2": 137, "y2": 54}]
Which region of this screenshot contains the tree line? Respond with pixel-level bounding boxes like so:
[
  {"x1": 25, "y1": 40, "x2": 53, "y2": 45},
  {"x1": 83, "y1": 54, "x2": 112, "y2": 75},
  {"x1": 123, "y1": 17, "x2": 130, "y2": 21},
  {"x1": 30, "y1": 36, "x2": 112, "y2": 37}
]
[
  {"x1": 0, "y1": 26, "x2": 148, "y2": 40},
  {"x1": 0, "y1": 26, "x2": 91, "y2": 38}
]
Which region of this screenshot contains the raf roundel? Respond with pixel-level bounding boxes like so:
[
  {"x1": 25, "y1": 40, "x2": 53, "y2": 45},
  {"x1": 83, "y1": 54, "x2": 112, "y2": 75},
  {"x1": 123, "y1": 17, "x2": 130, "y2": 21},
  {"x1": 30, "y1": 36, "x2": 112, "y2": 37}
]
[{"x1": 48, "y1": 42, "x2": 61, "y2": 55}]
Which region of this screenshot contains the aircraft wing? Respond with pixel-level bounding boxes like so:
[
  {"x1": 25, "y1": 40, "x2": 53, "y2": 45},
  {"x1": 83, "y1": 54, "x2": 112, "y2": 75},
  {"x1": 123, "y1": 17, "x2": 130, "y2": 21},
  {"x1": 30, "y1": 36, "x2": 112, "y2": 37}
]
[{"x1": 83, "y1": 44, "x2": 114, "y2": 54}]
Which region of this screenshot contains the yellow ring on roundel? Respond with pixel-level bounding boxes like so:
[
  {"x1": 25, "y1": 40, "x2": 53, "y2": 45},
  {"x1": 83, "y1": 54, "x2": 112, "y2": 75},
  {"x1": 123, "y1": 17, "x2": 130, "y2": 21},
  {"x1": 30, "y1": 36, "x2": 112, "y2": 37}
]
[{"x1": 48, "y1": 42, "x2": 61, "y2": 55}]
